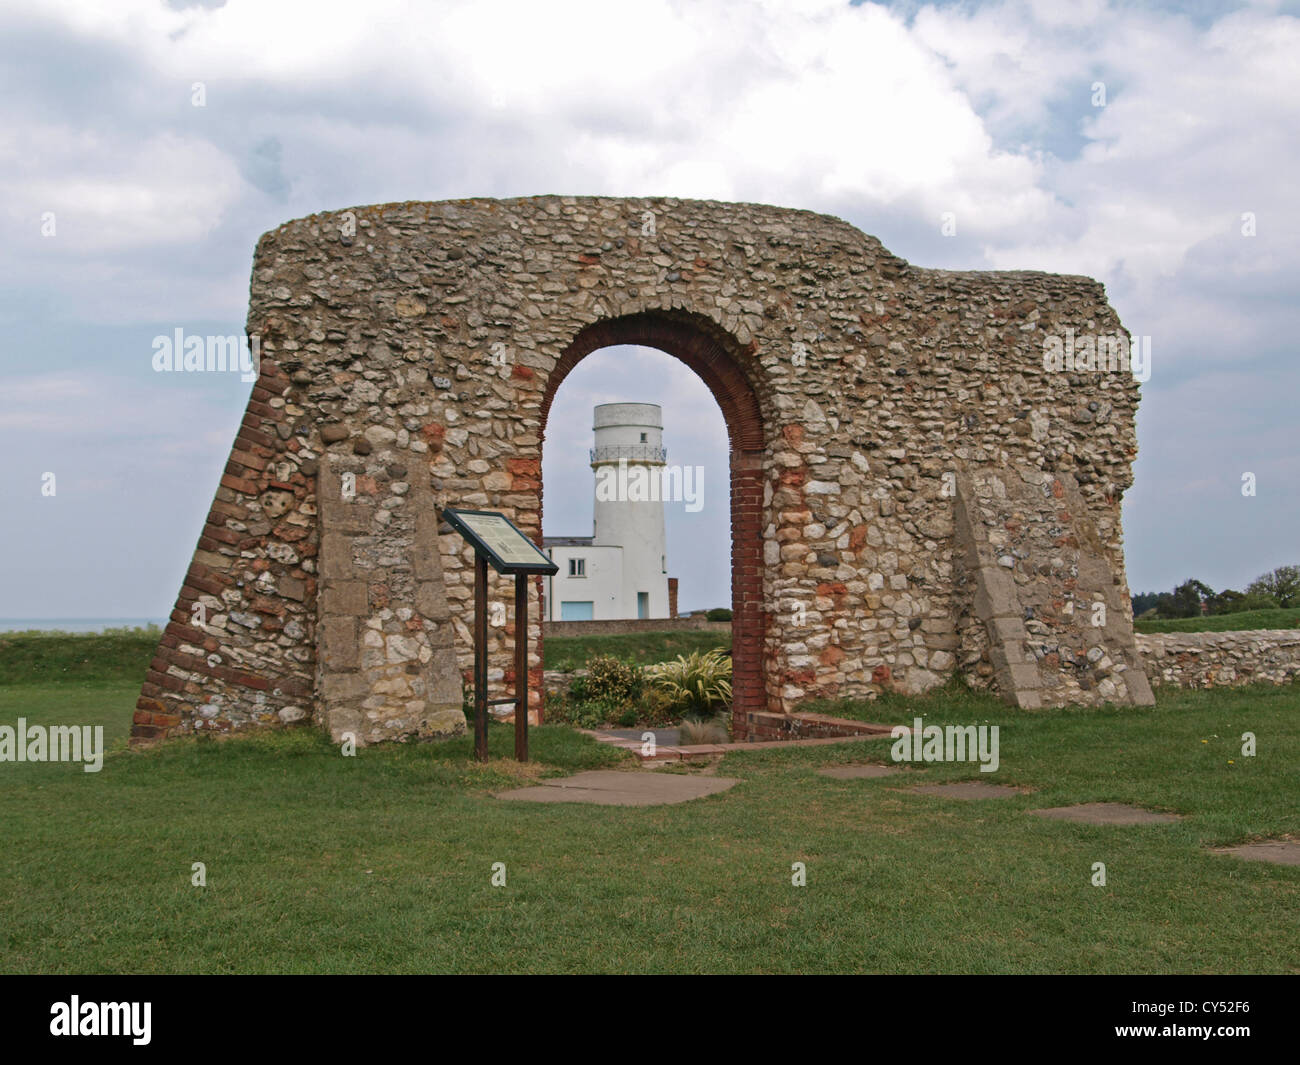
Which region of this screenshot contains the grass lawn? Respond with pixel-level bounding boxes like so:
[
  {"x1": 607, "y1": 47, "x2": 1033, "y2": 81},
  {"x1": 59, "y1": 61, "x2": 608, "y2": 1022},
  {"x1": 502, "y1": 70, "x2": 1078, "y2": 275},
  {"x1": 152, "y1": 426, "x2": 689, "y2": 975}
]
[
  {"x1": 543, "y1": 628, "x2": 730, "y2": 671},
  {"x1": 0, "y1": 628, "x2": 158, "y2": 686},
  {"x1": 1134, "y1": 608, "x2": 1300, "y2": 634},
  {"x1": 1, "y1": 635, "x2": 1297, "y2": 973}
]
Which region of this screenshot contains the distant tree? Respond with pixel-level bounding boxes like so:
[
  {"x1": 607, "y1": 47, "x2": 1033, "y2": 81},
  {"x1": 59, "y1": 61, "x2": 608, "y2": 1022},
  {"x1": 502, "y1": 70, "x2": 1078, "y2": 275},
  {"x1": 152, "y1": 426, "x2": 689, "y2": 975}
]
[
  {"x1": 1206, "y1": 588, "x2": 1280, "y2": 615},
  {"x1": 1161, "y1": 579, "x2": 1212, "y2": 619},
  {"x1": 1242, "y1": 591, "x2": 1282, "y2": 610},
  {"x1": 1207, "y1": 589, "x2": 1245, "y2": 615},
  {"x1": 1246, "y1": 565, "x2": 1300, "y2": 608},
  {"x1": 1130, "y1": 591, "x2": 1162, "y2": 616}
]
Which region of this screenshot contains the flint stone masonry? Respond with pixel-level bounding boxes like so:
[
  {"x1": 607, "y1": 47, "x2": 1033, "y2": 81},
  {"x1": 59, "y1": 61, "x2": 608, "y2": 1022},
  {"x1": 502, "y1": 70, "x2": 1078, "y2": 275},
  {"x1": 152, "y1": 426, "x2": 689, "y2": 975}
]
[
  {"x1": 135, "y1": 195, "x2": 1155, "y2": 747},
  {"x1": 953, "y1": 467, "x2": 1153, "y2": 708},
  {"x1": 315, "y1": 460, "x2": 464, "y2": 743},
  {"x1": 1135, "y1": 630, "x2": 1300, "y2": 689}
]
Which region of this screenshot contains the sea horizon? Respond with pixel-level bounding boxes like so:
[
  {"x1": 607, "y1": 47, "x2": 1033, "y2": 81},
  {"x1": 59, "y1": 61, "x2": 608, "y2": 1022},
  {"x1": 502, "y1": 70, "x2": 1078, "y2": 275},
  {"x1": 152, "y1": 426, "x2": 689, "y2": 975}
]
[{"x1": 0, "y1": 618, "x2": 168, "y2": 634}]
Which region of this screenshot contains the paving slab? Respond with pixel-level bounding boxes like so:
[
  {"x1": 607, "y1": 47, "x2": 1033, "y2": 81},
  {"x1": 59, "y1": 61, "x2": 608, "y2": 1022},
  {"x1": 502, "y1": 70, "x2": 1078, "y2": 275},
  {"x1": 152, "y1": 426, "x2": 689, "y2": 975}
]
[
  {"x1": 819, "y1": 765, "x2": 902, "y2": 779},
  {"x1": 495, "y1": 769, "x2": 738, "y2": 806},
  {"x1": 582, "y1": 716, "x2": 899, "y2": 763},
  {"x1": 603, "y1": 727, "x2": 682, "y2": 746},
  {"x1": 1029, "y1": 802, "x2": 1181, "y2": 825},
  {"x1": 1213, "y1": 840, "x2": 1300, "y2": 866},
  {"x1": 911, "y1": 782, "x2": 1021, "y2": 799}
]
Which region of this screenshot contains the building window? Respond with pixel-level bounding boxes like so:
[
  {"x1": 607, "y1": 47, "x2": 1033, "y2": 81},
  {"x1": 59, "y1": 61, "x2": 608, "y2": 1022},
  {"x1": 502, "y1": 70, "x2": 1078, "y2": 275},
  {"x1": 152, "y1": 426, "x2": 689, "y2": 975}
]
[
  {"x1": 637, "y1": 592, "x2": 649, "y2": 619},
  {"x1": 568, "y1": 557, "x2": 586, "y2": 577},
  {"x1": 640, "y1": 432, "x2": 647, "y2": 442}
]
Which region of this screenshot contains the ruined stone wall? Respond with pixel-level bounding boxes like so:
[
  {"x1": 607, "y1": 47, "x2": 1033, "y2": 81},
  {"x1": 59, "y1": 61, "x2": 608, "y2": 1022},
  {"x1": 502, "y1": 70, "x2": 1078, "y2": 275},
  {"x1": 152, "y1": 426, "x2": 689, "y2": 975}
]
[
  {"x1": 135, "y1": 196, "x2": 1148, "y2": 746},
  {"x1": 133, "y1": 360, "x2": 318, "y2": 741},
  {"x1": 953, "y1": 468, "x2": 1152, "y2": 708},
  {"x1": 1136, "y1": 631, "x2": 1300, "y2": 689}
]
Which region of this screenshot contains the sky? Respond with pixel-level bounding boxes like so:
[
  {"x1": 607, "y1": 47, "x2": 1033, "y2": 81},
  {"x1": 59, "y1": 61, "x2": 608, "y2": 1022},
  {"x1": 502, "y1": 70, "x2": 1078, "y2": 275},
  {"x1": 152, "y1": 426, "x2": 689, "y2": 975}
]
[{"x1": 1, "y1": 0, "x2": 1296, "y2": 619}]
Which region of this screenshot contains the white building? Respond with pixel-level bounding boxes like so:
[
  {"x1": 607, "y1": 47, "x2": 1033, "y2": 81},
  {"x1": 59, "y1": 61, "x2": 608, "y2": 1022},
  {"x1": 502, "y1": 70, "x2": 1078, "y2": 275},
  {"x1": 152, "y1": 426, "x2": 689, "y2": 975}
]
[{"x1": 544, "y1": 403, "x2": 672, "y2": 621}]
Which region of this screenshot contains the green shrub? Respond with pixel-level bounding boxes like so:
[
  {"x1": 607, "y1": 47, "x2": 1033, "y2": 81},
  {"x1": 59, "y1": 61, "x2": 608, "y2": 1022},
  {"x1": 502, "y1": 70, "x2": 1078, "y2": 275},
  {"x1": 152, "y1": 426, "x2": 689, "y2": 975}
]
[
  {"x1": 634, "y1": 685, "x2": 680, "y2": 728},
  {"x1": 705, "y1": 608, "x2": 733, "y2": 621},
  {"x1": 573, "y1": 700, "x2": 621, "y2": 729},
  {"x1": 545, "y1": 692, "x2": 621, "y2": 730},
  {"x1": 547, "y1": 669, "x2": 685, "y2": 730},
  {"x1": 581, "y1": 655, "x2": 643, "y2": 705},
  {"x1": 644, "y1": 649, "x2": 732, "y2": 719},
  {"x1": 545, "y1": 655, "x2": 645, "y2": 730}
]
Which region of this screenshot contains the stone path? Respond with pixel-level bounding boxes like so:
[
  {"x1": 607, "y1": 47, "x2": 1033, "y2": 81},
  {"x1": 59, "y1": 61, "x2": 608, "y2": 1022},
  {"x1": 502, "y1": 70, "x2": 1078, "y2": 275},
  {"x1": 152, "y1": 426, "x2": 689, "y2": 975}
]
[
  {"x1": 603, "y1": 727, "x2": 681, "y2": 746},
  {"x1": 498, "y1": 765, "x2": 1294, "y2": 872},
  {"x1": 819, "y1": 765, "x2": 902, "y2": 779},
  {"x1": 584, "y1": 716, "x2": 897, "y2": 764},
  {"x1": 1030, "y1": 802, "x2": 1181, "y2": 825},
  {"x1": 1213, "y1": 840, "x2": 1300, "y2": 866},
  {"x1": 819, "y1": 771, "x2": 1204, "y2": 833},
  {"x1": 496, "y1": 769, "x2": 738, "y2": 807}
]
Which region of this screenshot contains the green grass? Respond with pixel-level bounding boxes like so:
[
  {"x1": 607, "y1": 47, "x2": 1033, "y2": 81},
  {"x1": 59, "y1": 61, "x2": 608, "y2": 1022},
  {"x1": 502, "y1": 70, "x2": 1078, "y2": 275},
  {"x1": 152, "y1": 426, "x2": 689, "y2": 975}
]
[
  {"x1": 0, "y1": 626, "x2": 725, "y2": 684},
  {"x1": 2, "y1": 635, "x2": 1297, "y2": 973},
  {"x1": 0, "y1": 627, "x2": 159, "y2": 686},
  {"x1": 543, "y1": 629, "x2": 731, "y2": 671},
  {"x1": 1134, "y1": 608, "x2": 1300, "y2": 634}
]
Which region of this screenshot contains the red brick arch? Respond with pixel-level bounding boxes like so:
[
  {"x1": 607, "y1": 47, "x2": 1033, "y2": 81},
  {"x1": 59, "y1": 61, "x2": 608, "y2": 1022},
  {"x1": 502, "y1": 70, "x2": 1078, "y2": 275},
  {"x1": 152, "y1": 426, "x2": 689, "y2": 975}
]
[{"x1": 539, "y1": 311, "x2": 767, "y2": 733}]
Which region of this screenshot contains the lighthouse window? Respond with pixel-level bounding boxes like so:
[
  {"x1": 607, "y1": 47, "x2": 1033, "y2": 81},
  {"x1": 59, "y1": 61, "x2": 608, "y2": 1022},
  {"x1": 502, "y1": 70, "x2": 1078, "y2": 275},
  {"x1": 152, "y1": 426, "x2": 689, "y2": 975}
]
[
  {"x1": 640, "y1": 432, "x2": 647, "y2": 442},
  {"x1": 568, "y1": 557, "x2": 586, "y2": 578}
]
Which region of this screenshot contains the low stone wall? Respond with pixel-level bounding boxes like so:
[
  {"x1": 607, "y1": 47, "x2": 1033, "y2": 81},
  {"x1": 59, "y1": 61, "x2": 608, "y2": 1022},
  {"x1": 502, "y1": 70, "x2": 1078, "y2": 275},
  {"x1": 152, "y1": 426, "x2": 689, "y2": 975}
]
[
  {"x1": 1135, "y1": 630, "x2": 1300, "y2": 688},
  {"x1": 542, "y1": 618, "x2": 732, "y2": 638},
  {"x1": 543, "y1": 670, "x2": 579, "y2": 695}
]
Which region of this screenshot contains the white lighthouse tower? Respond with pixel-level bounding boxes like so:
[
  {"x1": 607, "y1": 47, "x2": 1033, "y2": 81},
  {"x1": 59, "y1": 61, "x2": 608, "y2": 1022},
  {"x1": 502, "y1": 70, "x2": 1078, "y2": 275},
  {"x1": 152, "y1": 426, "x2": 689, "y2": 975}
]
[
  {"x1": 592, "y1": 403, "x2": 669, "y2": 619},
  {"x1": 544, "y1": 402, "x2": 671, "y2": 621}
]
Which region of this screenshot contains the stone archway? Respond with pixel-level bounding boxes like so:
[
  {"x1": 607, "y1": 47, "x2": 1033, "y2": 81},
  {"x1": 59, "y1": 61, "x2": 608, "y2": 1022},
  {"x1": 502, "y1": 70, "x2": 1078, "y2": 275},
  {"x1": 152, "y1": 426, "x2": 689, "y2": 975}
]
[
  {"x1": 540, "y1": 310, "x2": 767, "y2": 731},
  {"x1": 131, "y1": 195, "x2": 1153, "y2": 748}
]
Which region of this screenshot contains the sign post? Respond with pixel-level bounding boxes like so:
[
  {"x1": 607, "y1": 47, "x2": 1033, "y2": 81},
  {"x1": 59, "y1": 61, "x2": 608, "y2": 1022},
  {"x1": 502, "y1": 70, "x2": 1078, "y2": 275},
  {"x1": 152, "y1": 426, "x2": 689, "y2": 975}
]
[{"x1": 442, "y1": 507, "x2": 558, "y2": 762}]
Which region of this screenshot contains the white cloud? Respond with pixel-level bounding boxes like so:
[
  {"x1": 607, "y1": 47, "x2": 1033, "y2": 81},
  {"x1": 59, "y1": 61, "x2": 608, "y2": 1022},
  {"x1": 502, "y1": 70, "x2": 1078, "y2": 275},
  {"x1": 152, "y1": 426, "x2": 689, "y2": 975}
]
[
  {"x1": 918, "y1": 2, "x2": 1300, "y2": 295},
  {"x1": 6, "y1": 1, "x2": 1056, "y2": 302},
  {"x1": 1, "y1": 124, "x2": 245, "y2": 247}
]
